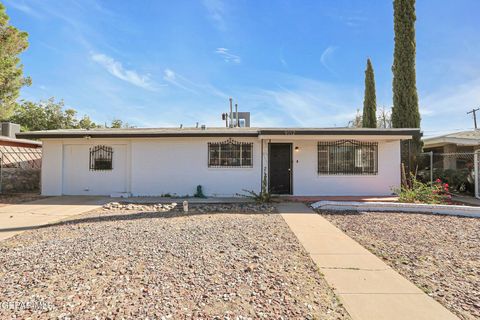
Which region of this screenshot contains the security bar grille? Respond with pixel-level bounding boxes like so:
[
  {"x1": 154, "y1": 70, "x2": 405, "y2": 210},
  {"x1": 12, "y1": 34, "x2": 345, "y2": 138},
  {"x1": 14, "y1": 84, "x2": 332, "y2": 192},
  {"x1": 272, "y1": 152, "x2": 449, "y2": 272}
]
[
  {"x1": 89, "y1": 145, "x2": 113, "y2": 171},
  {"x1": 208, "y1": 138, "x2": 253, "y2": 168},
  {"x1": 318, "y1": 140, "x2": 378, "y2": 175}
]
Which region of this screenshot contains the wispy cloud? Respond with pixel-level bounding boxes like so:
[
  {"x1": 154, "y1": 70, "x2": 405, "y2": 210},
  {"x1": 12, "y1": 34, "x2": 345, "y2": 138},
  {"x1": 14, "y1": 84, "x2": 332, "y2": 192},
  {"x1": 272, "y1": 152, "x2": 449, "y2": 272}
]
[
  {"x1": 90, "y1": 52, "x2": 157, "y2": 90},
  {"x1": 320, "y1": 46, "x2": 338, "y2": 75},
  {"x1": 3, "y1": 0, "x2": 43, "y2": 18},
  {"x1": 420, "y1": 77, "x2": 480, "y2": 134},
  {"x1": 237, "y1": 73, "x2": 362, "y2": 127},
  {"x1": 202, "y1": 0, "x2": 226, "y2": 30},
  {"x1": 215, "y1": 48, "x2": 241, "y2": 64},
  {"x1": 163, "y1": 68, "x2": 197, "y2": 93}
]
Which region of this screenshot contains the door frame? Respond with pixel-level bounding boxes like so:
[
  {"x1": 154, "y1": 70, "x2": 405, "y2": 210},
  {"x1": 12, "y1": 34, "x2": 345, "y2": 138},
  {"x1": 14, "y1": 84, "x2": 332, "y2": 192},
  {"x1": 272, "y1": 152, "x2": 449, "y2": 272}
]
[{"x1": 268, "y1": 142, "x2": 293, "y2": 195}]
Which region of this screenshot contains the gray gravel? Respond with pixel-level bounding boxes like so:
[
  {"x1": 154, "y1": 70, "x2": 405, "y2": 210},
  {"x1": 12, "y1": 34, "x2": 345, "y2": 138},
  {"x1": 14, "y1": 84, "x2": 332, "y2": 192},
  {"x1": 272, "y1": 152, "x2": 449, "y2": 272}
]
[
  {"x1": 0, "y1": 207, "x2": 350, "y2": 319},
  {"x1": 318, "y1": 210, "x2": 480, "y2": 320}
]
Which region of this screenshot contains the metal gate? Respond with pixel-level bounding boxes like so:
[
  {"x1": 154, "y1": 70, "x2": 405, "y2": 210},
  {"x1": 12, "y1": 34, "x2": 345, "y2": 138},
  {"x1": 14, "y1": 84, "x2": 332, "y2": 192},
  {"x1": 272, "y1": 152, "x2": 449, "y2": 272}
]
[{"x1": 0, "y1": 148, "x2": 42, "y2": 193}]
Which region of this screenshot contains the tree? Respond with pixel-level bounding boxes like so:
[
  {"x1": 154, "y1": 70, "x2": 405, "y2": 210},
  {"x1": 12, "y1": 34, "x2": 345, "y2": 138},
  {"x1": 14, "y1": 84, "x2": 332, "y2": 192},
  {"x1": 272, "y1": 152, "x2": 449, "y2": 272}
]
[
  {"x1": 78, "y1": 115, "x2": 98, "y2": 129},
  {"x1": 348, "y1": 109, "x2": 363, "y2": 128},
  {"x1": 391, "y1": 0, "x2": 421, "y2": 167},
  {"x1": 362, "y1": 59, "x2": 377, "y2": 128},
  {"x1": 9, "y1": 98, "x2": 99, "y2": 131},
  {"x1": 0, "y1": 3, "x2": 31, "y2": 120},
  {"x1": 110, "y1": 119, "x2": 123, "y2": 128},
  {"x1": 377, "y1": 107, "x2": 393, "y2": 128},
  {"x1": 110, "y1": 119, "x2": 134, "y2": 128}
]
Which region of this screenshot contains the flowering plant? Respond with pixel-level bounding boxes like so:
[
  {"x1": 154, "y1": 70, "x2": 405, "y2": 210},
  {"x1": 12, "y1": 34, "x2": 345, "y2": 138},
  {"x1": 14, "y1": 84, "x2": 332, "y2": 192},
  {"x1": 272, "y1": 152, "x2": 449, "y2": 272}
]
[{"x1": 396, "y1": 176, "x2": 451, "y2": 204}]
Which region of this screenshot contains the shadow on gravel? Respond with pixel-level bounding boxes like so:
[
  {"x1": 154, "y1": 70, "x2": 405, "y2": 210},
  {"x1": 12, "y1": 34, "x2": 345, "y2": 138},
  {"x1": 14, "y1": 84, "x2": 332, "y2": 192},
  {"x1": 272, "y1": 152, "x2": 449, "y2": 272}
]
[{"x1": 0, "y1": 210, "x2": 277, "y2": 234}]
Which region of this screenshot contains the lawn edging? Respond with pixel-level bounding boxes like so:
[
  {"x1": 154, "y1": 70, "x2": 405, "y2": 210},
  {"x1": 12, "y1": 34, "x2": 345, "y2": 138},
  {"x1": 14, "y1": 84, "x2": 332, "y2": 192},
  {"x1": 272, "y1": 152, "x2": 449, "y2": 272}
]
[{"x1": 311, "y1": 201, "x2": 480, "y2": 218}]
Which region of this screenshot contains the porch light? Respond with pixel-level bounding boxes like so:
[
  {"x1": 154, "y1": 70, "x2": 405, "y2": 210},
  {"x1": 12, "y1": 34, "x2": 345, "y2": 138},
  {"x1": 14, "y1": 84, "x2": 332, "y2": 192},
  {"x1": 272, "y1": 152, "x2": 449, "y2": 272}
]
[{"x1": 295, "y1": 146, "x2": 299, "y2": 152}]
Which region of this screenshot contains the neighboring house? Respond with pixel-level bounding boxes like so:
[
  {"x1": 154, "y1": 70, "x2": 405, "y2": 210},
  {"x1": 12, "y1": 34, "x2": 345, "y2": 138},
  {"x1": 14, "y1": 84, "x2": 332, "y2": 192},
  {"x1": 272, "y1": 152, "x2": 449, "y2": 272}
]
[
  {"x1": 423, "y1": 130, "x2": 479, "y2": 170},
  {"x1": 0, "y1": 122, "x2": 42, "y2": 168},
  {"x1": 18, "y1": 126, "x2": 418, "y2": 197},
  {"x1": 0, "y1": 122, "x2": 42, "y2": 193}
]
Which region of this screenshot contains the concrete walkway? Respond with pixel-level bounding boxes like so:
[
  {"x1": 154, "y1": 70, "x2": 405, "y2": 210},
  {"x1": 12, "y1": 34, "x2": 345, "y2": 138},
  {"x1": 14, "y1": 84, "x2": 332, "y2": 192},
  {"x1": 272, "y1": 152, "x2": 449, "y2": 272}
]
[
  {"x1": 0, "y1": 196, "x2": 108, "y2": 241},
  {"x1": 278, "y1": 202, "x2": 459, "y2": 320}
]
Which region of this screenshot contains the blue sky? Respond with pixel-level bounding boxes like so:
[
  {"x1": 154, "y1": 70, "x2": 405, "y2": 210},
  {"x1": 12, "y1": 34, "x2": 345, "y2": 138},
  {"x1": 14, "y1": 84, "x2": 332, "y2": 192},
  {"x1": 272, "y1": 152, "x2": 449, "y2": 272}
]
[{"x1": 3, "y1": 0, "x2": 480, "y2": 136}]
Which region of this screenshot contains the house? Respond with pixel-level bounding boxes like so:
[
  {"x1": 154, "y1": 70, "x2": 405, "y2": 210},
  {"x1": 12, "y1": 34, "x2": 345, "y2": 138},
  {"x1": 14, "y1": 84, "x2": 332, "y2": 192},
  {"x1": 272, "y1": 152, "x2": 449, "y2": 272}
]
[
  {"x1": 17, "y1": 126, "x2": 419, "y2": 197},
  {"x1": 423, "y1": 130, "x2": 479, "y2": 170}
]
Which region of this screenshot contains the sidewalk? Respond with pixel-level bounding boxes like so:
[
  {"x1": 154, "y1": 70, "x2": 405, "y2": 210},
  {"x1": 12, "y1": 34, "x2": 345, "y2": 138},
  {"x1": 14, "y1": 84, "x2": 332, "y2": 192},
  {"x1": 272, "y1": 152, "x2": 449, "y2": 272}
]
[
  {"x1": 278, "y1": 202, "x2": 459, "y2": 320},
  {"x1": 0, "y1": 196, "x2": 107, "y2": 241}
]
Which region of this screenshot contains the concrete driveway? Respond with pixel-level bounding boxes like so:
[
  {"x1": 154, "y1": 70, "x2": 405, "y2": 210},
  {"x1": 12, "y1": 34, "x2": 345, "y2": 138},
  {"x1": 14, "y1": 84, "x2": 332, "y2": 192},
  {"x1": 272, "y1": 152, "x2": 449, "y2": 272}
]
[{"x1": 0, "y1": 196, "x2": 108, "y2": 241}]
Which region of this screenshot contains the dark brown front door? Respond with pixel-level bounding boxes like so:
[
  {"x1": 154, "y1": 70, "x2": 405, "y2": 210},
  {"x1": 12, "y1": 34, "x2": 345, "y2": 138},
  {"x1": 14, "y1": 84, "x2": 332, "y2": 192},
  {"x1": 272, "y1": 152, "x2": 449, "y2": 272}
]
[{"x1": 268, "y1": 143, "x2": 292, "y2": 194}]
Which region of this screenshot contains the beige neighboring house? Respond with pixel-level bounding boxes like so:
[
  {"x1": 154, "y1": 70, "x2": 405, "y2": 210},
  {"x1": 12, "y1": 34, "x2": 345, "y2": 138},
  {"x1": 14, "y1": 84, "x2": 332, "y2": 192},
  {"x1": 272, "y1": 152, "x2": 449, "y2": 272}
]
[{"x1": 423, "y1": 129, "x2": 480, "y2": 170}]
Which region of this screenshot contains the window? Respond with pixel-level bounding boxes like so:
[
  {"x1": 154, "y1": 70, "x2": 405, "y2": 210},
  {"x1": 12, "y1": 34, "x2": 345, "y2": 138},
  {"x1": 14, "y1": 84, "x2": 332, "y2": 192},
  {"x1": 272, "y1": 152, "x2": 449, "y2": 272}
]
[
  {"x1": 208, "y1": 139, "x2": 253, "y2": 168},
  {"x1": 318, "y1": 140, "x2": 377, "y2": 175},
  {"x1": 89, "y1": 145, "x2": 113, "y2": 171}
]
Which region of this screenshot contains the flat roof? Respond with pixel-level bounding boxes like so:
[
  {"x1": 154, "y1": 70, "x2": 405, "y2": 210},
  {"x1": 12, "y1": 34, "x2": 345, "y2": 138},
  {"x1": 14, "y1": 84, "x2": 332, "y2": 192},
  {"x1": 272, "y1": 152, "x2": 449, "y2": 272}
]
[
  {"x1": 423, "y1": 129, "x2": 480, "y2": 147},
  {"x1": 16, "y1": 127, "x2": 421, "y2": 139},
  {"x1": 0, "y1": 135, "x2": 42, "y2": 146}
]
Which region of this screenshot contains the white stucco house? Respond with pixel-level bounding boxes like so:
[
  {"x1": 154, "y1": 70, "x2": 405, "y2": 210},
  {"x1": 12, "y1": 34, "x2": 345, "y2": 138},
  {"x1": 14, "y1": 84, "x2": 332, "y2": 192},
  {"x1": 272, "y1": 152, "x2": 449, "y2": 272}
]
[{"x1": 18, "y1": 127, "x2": 419, "y2": 197}]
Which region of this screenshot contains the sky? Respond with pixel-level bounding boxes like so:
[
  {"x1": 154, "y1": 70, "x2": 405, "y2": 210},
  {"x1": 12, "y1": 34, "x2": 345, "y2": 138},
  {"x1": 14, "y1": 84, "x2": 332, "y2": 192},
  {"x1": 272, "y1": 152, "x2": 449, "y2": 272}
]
[{"x1": 3, "y1": 0, "x2": 480, "y2": 136}]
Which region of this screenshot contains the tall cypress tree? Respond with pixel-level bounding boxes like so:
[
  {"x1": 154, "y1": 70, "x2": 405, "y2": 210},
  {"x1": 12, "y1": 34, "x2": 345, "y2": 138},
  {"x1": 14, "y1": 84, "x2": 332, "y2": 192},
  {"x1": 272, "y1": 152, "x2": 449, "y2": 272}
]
[
  {"x1": 362, "y1": 59, "x2": 377, "y2": 128},
  {"x1": 391, "y1": 0, "x2": 421, "y2": 168}
]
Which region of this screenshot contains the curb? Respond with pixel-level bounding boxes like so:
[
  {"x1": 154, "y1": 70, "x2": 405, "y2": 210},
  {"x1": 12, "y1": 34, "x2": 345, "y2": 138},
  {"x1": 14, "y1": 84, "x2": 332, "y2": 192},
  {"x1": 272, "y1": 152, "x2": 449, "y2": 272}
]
[{"x1": 311, "y1": 201, "x2": 480, "y2": 218}]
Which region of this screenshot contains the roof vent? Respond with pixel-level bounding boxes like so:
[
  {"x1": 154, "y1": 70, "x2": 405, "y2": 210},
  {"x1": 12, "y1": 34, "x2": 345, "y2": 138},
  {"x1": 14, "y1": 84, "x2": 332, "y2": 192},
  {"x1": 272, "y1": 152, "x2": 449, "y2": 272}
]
[{"x1": 201, "y1": 125, "x2": 206, "y2": 130}]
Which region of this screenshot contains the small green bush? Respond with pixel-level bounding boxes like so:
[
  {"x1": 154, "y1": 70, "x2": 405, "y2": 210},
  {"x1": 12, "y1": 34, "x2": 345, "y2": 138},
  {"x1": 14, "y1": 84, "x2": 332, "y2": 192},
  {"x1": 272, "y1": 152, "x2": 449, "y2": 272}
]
[
  {"x1": 194, "y1": 185, "x2": 206, "y2": 198},
  {"x1": 395, "y1": 175, "x2": 451, "y2": 205},
  {"x1": 240, "y1": 171, "x2": 272, "y2": 203},
  {"x1": 417, "y1": 168, "x2": 474, "y2": 194}
]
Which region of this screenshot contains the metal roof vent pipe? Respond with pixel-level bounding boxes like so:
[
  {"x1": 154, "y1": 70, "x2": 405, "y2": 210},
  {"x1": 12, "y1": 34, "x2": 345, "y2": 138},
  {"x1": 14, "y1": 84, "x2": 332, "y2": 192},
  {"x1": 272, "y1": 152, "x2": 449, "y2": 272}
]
[
  {"x1": 229, "y1": 97, "x2": 233, "y2": 128},
  {"x1": 201, "y1": 124, "x2": 206, "y2": 130},
  {"x1": 235, "y1": 103, "x2": 239, "y2": 128}
]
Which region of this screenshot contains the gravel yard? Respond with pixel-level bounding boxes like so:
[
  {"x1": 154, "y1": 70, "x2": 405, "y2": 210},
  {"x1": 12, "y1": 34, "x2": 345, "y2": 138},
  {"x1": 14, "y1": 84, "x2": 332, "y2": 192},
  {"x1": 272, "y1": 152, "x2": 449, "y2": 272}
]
[
  {"x1": 319, "y1": 210, "x2": 480, "y2": 320},
  {"x1": 0, "y1": 205, "x2": 350, "y2": 319}
]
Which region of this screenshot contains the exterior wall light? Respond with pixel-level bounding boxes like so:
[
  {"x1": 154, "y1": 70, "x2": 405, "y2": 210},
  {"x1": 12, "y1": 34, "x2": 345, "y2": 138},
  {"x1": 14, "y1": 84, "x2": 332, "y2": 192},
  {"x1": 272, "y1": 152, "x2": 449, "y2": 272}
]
[{"x1": 295, "y1": 146, "x2": 299, "y2": 152}]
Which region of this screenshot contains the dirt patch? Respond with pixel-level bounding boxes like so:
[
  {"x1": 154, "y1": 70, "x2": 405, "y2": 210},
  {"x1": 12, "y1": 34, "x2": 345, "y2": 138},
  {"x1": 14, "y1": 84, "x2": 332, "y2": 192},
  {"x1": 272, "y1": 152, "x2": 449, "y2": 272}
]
[
  {"x1": 319, "y1": 210, "x2": 480, "y2": 320},
  {"x1": 0, "y1": 193, "x2": 44, "y2": 207},
  {"x1": 0, "y1": 208, "x2": 350, "y2": 319}
]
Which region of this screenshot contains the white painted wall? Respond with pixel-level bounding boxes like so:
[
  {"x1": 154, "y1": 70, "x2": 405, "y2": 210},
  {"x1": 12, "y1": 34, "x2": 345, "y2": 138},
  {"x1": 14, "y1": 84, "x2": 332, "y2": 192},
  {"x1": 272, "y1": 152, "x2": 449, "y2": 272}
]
[
  {"x1": 62, "y1": 144, "x2": 128, "y2": 195},
  {"x1": 41, "y1": 140, "x2": 63, "y2": 195},
  {"x1": 40, "y1": 136, "x2": 401, "y2": 197},
  {"x1": 289, "y1": 140, "x2": 400, "y2": 196},
  {"x1": 130, "y1": 138, "x2": 261, "y2": 196}
]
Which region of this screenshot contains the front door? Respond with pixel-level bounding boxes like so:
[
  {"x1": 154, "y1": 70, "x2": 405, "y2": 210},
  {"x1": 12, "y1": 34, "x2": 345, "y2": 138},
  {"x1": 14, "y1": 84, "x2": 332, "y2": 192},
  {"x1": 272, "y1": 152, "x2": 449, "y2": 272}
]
[{"x1": 268, "y1": 143, "x2": 292, "y2": 194}]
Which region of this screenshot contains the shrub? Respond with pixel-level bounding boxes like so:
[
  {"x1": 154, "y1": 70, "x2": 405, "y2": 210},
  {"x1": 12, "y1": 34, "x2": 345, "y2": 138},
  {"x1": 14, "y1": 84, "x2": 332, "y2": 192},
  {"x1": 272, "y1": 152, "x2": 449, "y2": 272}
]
[
  {"x1": 417, "y1": 168, "x2": 474, "y2": 194},
  {"x1": 239, "y1": 171, "x2": 272, "y2": 203},
  {"x1": 396, "y1": 175, "x2": 451, "y2": 204},
  {"x1": 194, "y1": 185, "x2": 206, "y2": 198}
]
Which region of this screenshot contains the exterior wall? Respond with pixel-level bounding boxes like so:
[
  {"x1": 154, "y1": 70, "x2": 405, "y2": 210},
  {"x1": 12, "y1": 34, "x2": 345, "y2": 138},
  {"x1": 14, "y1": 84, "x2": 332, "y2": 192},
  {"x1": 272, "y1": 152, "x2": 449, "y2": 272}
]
[
  {"x1": 62, "y1": 143, "x2": 129, "y2": 195},
  {"x1": 131, "y1": 137, "x2": 261, "y2": 196},
  {"x1": 40, "y1": 136, "x2": 401, "y2": 197},
  {"x1": 281, "y1": 140, "x2": 400, "y2": 196},
  {"x1": 41, "y1": 140, "x2": 63, "y2": 195}
]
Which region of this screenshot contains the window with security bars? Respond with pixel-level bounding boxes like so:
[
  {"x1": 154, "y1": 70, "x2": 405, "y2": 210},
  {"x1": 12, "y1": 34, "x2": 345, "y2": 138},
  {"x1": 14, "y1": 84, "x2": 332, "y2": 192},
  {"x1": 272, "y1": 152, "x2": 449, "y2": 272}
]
[
  {"x1": 89, "y1": 145, "x2": 113, "y2": 171},
  {"x1": 318, "y1": 140, "x2": 378, "y2": 175},
  {"x1": 208, "y1": 139, "x2": 253, "y2": 168}
]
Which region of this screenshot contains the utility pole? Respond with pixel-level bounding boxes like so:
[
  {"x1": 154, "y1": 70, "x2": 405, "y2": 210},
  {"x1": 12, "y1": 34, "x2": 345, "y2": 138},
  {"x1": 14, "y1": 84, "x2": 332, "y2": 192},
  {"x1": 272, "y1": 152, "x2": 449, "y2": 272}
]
[{"x1": 467, "y1": 107, "x2": 480, "y2": 129}]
